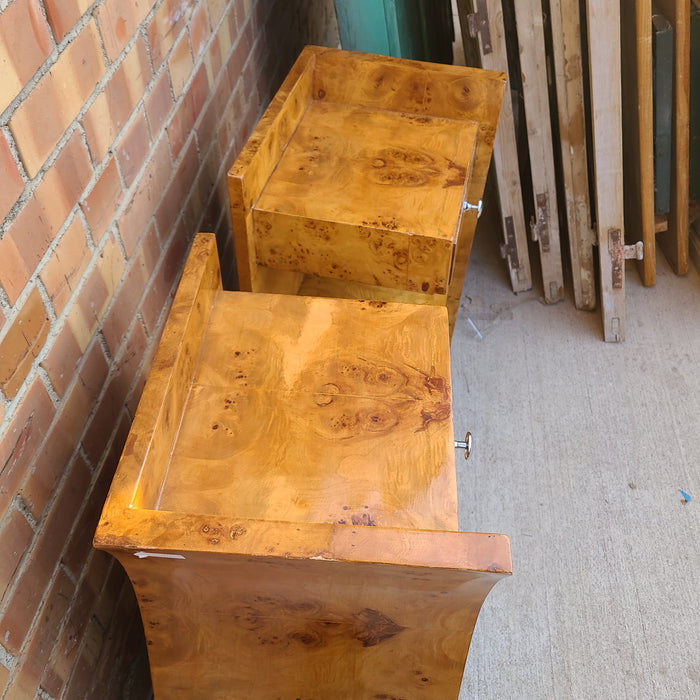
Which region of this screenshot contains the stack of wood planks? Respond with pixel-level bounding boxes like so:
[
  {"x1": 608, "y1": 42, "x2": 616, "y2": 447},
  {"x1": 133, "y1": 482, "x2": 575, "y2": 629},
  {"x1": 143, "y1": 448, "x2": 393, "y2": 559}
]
[{"x1": 458, "y1": 0, "x2": 696, "y2": 342}]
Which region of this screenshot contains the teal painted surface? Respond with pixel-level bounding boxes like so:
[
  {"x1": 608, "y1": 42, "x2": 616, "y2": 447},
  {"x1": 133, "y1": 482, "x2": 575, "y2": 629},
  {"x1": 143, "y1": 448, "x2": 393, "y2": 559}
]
[
  {"x1": 690, "y1": 4, "x2": 700, "y2": 201},
  {"x1": 652, "y1": 6, "x2": 672, "y2": 215},
  {"x1": 334, "y1": 0, "x2": 453, "y2": 64},
  {"x1": 334, "y1": 0, "x2": 392, "y2": 56}
]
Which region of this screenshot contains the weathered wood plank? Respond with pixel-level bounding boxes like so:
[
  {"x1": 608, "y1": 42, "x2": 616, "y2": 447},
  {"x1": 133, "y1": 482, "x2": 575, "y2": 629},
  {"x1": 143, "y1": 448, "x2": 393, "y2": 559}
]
[
  {"x1": 655, "y1": 0, "x2": 690, "y2": 275},
  {"x1": 551, "y1": 0, "x2": 597, "y2": 306},
  {"x1": 586, "y1": 1, "x2": 626, "y2": 341},
  {"x1": 653, "y1": 8, "x2": 674, "y2": 216},
  {"x1": 621, "y1": 0, "x2": 656, "y2": 286},
  {"x1": 457, "y1": 0, "x2": 533, "y2": 293},
  {"x1": 513, "y1": 0, "x2": 565, "y2": 304},
  {"x1": 689, "y1": 2, "x2": 700, "y2": 201}
]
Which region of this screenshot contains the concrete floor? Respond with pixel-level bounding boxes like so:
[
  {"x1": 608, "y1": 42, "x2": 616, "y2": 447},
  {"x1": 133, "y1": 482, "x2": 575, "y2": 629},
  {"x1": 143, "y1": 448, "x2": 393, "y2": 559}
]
[{"x1": 453, "y1": 208, "x2": 700, "y2": 699}]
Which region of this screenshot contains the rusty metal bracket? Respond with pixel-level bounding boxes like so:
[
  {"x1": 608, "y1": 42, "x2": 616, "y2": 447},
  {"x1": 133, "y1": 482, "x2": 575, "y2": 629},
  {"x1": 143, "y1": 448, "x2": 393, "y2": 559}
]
[
  {"x1": 609, "y1": 229, "x2": 643, "y2": 289},
  {"x1": 530, "y1": 192, "x2": 550, "y2": 252},
  {"x1": 467, "y1": 0, "x2": 493, "y2": 55}
]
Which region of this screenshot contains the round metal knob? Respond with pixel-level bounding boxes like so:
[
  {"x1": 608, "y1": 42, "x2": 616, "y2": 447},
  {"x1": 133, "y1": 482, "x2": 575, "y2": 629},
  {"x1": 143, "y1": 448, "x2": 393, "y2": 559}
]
[
  {"x1": 463, "y1": 200, "x2": 483, "y2": 218},
  {"x1": 455, "y1": 432, "x2": 472, "y2": 460}
]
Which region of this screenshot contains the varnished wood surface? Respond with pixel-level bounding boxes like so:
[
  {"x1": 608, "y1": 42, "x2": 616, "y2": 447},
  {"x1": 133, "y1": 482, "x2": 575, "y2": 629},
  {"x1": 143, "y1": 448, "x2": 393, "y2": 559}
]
[
  {"x1": 227, "y1": 46, "x2": 315, "y2": 293},
  {"x1": 110, "y1": 542, "x2": 507, "y2": 699},
  {"x1": 298, "y1": 273, "x2": 448, "y2": 307},
  {"x1": 254, "y1": 101, "x2": 477, "y2": 295},
  {"x1": 104, "y1": 233, "x2": 223, "y2": 512},
  {"x1": 258, "y1": 102, "x2": 476, "y2": 243},
  {"x1": 99, "y1": 508, "x2": 511, "y2": 699},
  {"x1": 95, "y1": 234, "x2": 512, "y2": 698},
  {"x1": 158, "y1": 291, "x2": 458, "y2": 531},
  {"x1": 228, "y1": 46, "x2": 505, "y2": 334}
]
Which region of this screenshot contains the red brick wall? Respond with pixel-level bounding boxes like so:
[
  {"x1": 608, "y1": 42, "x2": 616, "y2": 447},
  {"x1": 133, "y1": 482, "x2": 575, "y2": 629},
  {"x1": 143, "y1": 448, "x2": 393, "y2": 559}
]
[{"x1": 0, "y1": 1, "x2": 338, "y2": 697}]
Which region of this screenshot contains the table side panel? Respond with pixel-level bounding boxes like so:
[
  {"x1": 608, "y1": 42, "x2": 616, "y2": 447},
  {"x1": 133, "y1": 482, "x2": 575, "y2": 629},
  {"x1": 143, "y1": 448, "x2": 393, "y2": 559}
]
[
  {"x1": 96, "y1": 234, "x2": 222, "y2": 522},
  {"x1": 116, "y1": 550, "x2": 505, "y2": 699},
  {"x1": 228, "y1": 46, "x2": 317, "y2": 290}
]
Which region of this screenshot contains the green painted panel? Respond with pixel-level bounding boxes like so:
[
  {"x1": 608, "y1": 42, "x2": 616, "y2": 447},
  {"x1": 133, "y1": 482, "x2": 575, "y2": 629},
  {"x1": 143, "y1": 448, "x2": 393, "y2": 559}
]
[
  {"x1": 334, "y1": 0, "x2": 453, "y2": 64},
  {"x1": 652, "y1": 5, "x2": 673, "y2": 215},
  {"x1": 334, "y1": 0, "x2": 391, "y2": 56}
]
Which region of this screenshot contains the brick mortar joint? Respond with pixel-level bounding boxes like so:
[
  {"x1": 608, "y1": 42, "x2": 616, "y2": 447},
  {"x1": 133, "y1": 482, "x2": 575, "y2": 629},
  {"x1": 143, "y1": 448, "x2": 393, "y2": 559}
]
[
  {"x1": 1, "y1": 0, "x2": 236, "y2": 424},
  {"x1": 1, "y1": 2, "x2": 167, "y2": 235},
  {"x1": 1, "y1": 125, "x2": 30, "y2": 188},
  {"x1": 0, "y1": 643, "x2": 13, "y2": 674},
  {"x1": 10, "y1": 494, "x2": 38, "y2": 530},
  {"x1": 0, "y1": 202, "x2": 86, "y2": 329},
  {"x1": 0, "y1": 228, "x2": 125, "y2": 441},
  {"x1": 0, "y1": 481, "x2": 99, "y2": 694},
  {"x1": 2, "y1": 0, "x2": 225, "y2": 237},
  {"x1": 0, "y1": 3, "x2": 99, "y2": 127},
  {"x1": 0, "y1": 122, "x2": 88, "y2": 237}
]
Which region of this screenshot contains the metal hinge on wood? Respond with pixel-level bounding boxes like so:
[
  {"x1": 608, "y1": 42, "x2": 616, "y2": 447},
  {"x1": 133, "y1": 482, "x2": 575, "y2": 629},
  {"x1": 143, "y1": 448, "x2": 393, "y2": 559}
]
[
  {"x1": 467, "y1": 0, "x2": 493, "y2": 54},
  {"x1": 609, "y1": 228, "x2": 643, "y2": 289},
  {"x1": 499, "y1": 215, "x2": 520, "y2": 269},
  {"x1": 530, "y1": 192, "x2": 550, "y2": 252}
]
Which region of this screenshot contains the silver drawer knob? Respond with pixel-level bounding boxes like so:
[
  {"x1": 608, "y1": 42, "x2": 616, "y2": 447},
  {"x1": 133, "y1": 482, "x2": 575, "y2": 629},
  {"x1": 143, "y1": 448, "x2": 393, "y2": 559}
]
[
  {"x1": 455, "y1": 432, "x2": 472, "y2": 460},
  {"x1": 463, "y1": 200, "x2": 483, "y2": 217}
]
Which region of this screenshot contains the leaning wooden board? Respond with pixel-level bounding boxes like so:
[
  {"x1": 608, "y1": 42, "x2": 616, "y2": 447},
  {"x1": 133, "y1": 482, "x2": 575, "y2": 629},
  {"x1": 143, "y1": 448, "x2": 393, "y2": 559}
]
[
  {"x1": 228, "y1": 46, "x2": 506, "y2": 335},
  {"x1": 655, "y1": 0, "x2": 690, "y2": 275},
  {"x1": 457, "y1": 0, "x2": 533, "y2": 294},
  {"x1": 94, "y1": 234, "x2": 512, "y2": 698},
  {"x1": 586, "y1": 0, "x2": 626, "y2": 341},
  {"x1": 550, "y1": 0, "x2": 597, "y2": 307},
  {"x1": 512, "y1": 0, "x2": 564, "y2": 303},
  {"x1": 620, "y1": 0, "x2": 656, "y2": 286}
]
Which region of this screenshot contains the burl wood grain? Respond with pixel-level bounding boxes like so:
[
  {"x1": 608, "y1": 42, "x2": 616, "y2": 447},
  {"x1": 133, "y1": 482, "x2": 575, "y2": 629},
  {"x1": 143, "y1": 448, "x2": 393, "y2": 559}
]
[
  {"x1": 228, "y1": 46, "x2": 505, "y2": 333},
  {"x1": 116, "y1": 548, "x2": 507, "y2": 699},
  {"x1": 254, "y1": 101, "x2": 477, "y2": 295},
  {"x1": 158, "y1": 291, "x2": 457, "y2": 530},
  {"x1": 95, "y1": 234, "x2": 512, "y2": 699}
]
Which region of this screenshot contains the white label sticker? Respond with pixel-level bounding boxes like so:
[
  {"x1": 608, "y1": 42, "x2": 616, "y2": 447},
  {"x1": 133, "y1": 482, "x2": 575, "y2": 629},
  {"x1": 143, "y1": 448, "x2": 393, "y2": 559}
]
[{"x1": 133, "y1": 551, "x2": 186, "y2": 560}]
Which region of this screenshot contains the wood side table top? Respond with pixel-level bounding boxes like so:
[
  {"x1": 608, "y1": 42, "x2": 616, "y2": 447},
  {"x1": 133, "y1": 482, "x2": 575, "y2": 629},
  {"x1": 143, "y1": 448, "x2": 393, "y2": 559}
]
[{"x1": 157, "y1": 289, "x2": 458, "y2": 530}]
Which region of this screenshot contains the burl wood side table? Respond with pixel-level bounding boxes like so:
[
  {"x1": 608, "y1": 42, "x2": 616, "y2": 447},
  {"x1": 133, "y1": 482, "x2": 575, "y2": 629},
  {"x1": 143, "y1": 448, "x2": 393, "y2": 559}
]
[
  {"x1": 228, "y1": 46, "x2": 506, "y2": 334},
  {"x1": 94, "y1": 234, "x2": 511, "y2": 699}
]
